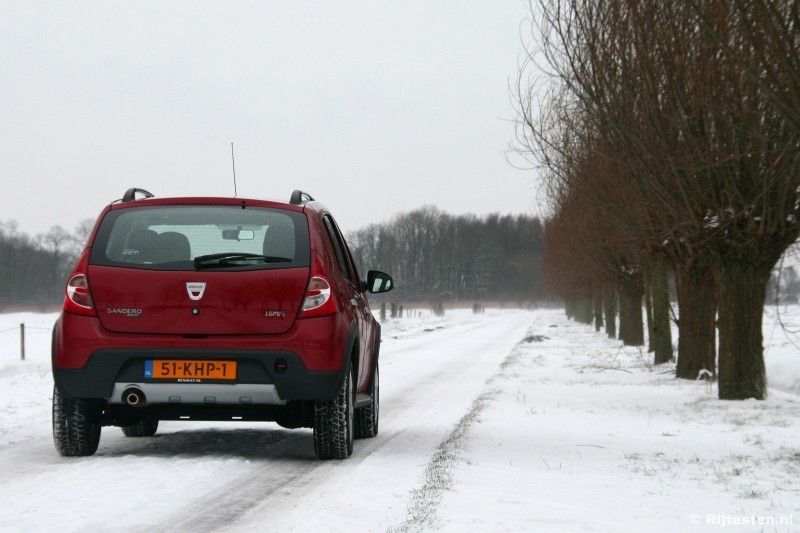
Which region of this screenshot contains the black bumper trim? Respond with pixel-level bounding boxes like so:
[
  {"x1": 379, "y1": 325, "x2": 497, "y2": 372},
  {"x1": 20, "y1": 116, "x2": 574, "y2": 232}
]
[{"x1": 53, "y1": 348, "x2": 341, "y2": 401}]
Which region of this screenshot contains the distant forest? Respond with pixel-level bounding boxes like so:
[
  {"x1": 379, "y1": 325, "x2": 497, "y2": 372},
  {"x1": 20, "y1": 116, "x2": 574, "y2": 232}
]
[
  {"x1": 0, "y1": 209, "x2": 548, "y2": 310},
  {"x1": 0, "y1": 220, "x2": 91, "y2": 310},
  {"x1": 347, "y1": 206, "x2": 548, "y2": 304}
]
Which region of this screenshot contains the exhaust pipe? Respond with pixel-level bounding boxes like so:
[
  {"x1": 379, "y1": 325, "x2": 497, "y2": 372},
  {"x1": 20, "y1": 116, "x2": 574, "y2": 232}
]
[{"x1": 122, "y1": 387, "x2": 147, "y2": 407}]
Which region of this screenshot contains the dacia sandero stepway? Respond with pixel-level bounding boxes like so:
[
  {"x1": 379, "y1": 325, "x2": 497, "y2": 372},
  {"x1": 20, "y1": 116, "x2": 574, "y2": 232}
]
[{"x1": 52, "y1": 188, "x2": 393, "y2": 459}]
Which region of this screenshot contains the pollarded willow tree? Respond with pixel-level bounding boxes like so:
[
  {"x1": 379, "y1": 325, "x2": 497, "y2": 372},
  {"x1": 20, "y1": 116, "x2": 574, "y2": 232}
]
[{"x1": 516, "y1": 0, "x2": 800, "y2": 399}]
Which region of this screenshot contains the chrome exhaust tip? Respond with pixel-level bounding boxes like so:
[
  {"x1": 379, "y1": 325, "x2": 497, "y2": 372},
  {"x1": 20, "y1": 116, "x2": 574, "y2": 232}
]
[{"x1": 122, "y1": 387, "x2": 147, "y2": 407}]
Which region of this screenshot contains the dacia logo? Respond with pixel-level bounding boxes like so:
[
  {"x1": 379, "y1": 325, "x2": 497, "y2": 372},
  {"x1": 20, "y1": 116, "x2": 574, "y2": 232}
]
[
  {"x1": 106, "y1": 308, "x2": 143, "y2": 318},
  {"x1": 186, "y1": 282, "x2": 206, "y2": 301}
]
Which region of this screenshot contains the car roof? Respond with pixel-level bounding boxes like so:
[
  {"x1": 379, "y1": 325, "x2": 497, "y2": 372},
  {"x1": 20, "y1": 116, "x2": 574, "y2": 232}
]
[{"x1": 108, "y1": 196, "x2": 326, "y2": 215}]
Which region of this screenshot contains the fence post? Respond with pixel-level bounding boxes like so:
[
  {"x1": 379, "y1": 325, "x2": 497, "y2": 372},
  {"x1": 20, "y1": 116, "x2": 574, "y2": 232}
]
[{"x1": 20, "y1": 323, "x2": 25, "y2": 361}]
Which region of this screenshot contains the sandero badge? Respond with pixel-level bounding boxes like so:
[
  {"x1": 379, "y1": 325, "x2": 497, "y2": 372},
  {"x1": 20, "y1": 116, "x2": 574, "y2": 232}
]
[
  {"x1": 51, "y1": 187, "x2": 394, "y2": 460},
  {"x1": 106, "y1": 308, "x2": 142, "y2": 318}
]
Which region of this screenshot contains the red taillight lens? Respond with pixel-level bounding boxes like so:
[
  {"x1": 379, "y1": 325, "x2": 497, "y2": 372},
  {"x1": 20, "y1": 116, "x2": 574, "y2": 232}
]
[
  {"x1": 300, "y1": 276, "x2": 337, "y2": 318},
  {"x1": 303, "y1": 277, "x2": 331, "y2": 310},
  {"x1": 67, "y1": 275, "x2": 92, "y2": 307},
  {"x1": 63, "y1": 250, "x2": 97, "y2": 316}
]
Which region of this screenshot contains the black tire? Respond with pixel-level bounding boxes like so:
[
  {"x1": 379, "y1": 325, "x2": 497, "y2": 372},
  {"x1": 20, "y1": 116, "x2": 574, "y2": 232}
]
[
  {"x1": 121, "y1": 419, "x2": 159, "y2": 437},
  {"x1": 313, "y1": 365, "x2": 355, "y2": 459},
  {"x1": 52, "y1": 385, "x2": 102, "y2": 457},
  {"x1": 355, "y1": 362, "x2": 379, "y2": 439}
]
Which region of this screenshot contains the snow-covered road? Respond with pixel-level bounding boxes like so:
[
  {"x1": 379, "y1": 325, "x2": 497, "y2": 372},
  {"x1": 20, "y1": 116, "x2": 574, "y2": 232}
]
[
  {"x1": 0, "y1": 309, "x2": 535, "y2": 532},
  {"x1": 1, "y1": 307, "x2": 799, "y2": 532}
]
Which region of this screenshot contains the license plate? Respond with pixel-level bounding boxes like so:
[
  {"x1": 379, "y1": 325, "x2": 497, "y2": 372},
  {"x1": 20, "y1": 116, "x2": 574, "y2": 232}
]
[{"x1": 144, "y1": 360, "x2": 237, "y2": 382}]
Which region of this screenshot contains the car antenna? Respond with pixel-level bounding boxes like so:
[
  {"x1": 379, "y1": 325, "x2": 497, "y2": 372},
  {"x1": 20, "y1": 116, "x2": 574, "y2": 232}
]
[{"x1": 231, "y1": 142, "x2": 238, "y2": 198}]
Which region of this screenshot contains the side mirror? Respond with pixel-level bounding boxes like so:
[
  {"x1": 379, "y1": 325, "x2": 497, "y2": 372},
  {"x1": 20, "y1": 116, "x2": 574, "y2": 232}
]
[{"x1": 366, "y1": 270, "x2": 393, "y2": 294}]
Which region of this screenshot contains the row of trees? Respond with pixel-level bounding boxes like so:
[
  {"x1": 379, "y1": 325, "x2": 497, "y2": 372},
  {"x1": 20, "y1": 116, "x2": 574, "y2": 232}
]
[
  {"x1": 1, "y1": 209, "x2": 548, "y2": 309},
  {"x1": 515, "y1": 0, "x2": 800, "y2": 400},
  {"x1": 0, "y1": 220, "x2": 90, "y2": 310},
  {"x1": 347, "y1": 206, "x2": 548, "y2": 304}
]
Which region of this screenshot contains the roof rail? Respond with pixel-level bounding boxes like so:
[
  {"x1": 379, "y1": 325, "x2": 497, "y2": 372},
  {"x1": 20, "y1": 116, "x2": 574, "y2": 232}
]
[
  {"x1": 121, "y1": 188, "x2": 155, "y2": 202},
  {"x1": 289, "y1": 190, "x2": 315, "y2": 205}
]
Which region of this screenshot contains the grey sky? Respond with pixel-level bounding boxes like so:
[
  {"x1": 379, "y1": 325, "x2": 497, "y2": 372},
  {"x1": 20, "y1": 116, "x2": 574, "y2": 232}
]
[{"x1": 1, "y1": 1, "x2": 538, "y2": 238}]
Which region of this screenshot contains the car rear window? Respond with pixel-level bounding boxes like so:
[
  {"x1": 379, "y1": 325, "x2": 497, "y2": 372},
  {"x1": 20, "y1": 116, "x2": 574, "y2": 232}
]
[{"x1": 90, "y1": 205, "x2": 310, "y2": 270}]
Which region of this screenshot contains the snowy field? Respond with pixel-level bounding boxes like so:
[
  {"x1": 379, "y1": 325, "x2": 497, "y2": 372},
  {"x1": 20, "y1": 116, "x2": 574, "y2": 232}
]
[{"x1": 0, "y1": 306, "x2": 798, "y2": 532}]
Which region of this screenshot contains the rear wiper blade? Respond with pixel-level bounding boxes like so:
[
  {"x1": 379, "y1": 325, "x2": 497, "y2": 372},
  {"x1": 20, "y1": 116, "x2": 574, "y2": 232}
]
[{"x1": 194, "y1": 252, "x2": 292, "y2": 268}]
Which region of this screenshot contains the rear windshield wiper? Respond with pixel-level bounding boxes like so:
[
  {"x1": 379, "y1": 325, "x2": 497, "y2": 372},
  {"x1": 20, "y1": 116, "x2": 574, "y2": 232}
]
[{"x1": 194, "y1": 252, "x2": 292, "y2": 269}]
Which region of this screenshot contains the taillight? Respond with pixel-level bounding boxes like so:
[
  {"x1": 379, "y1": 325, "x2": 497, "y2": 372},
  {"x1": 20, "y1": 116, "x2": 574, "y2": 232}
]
[
  {"x1": 63, "y1": 250, "x2": 97, "y2": 316},
  {"x1": 299, "y1": 250, "x2": 339, "y2": 318},
  {"x1": 300, "y1": 276, "x2": 338, "y2": 318},
  {"x1": 303, "y1": 277, "x2": 331, "y2": 310}
]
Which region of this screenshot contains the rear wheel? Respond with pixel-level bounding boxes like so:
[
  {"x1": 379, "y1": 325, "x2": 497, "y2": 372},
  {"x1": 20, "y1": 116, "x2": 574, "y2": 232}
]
[
  {"x1": 52, "y1": 386, "x2": 102, "y2": 457},
  {"x1": 355, "y1": 362, "x2": 379, "y2": 439},
  {"x1": 313, "y1": 365, "x2": 355, "y2": 459},
  {"x1": 121, "y1": 419, "x2": 158, "y2": 437}
]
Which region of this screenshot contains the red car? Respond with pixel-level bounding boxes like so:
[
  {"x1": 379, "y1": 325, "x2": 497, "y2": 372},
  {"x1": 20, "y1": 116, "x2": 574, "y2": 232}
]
[{"x1": 52, "y1": 188, "x2": 392, "y2": 459}]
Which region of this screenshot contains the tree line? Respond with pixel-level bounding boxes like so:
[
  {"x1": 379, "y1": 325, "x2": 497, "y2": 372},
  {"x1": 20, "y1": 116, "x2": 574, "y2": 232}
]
[
  {"x1": 0, "y1": 220, "x2": 92, "y2": 310},
  {"x1": 514, "y1": 0, "x2": 800, "y2": 400},
  {"x1": 0, "y1": 210, "x2": 548, "y2": 309},
  {"x1": 347, "y1": 206, "x2": 548, "y2": 305}
]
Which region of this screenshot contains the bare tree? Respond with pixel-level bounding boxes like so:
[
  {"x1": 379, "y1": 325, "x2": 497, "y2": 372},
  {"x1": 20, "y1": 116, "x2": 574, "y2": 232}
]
[{"x1": 515, "y1": 0, "x2": 800, "y2": 399}]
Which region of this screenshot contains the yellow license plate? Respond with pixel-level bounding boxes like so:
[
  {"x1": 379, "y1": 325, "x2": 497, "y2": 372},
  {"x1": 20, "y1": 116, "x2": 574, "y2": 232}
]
[{"x1": 145, "y1": 360, "x2": 237, "y2": 382}]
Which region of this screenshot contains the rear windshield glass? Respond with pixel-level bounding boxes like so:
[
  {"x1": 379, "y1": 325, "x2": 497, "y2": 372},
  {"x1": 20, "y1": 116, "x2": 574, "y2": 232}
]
[{"x1": 90, "y1": 205, "x2": 310, "y2": 271}]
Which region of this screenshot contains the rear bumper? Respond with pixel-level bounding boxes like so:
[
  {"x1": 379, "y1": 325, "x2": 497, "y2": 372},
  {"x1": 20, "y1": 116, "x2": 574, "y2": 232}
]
[
  {"x1": 54, "y1": 347, "x2": 341, "y2": 401},
  {"x1": 52, "y1": 313, "x2": 355, "y2": 402}
]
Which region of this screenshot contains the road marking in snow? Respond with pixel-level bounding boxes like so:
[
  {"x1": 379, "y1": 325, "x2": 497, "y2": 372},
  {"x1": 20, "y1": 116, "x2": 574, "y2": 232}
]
[
  {"x1": 386, "y1": 391, "x2": 496, "y2": 533},
  {"x1": 386, "y1": 328, "x2": 536, "y2": 533}
]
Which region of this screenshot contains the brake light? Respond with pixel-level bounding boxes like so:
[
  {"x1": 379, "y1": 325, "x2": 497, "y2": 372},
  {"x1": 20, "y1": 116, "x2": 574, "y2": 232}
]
[
  {"x1": 300, "y1": 276, "x2": 338, "y2": 318},
  {"x1": 63, "y1": 250, "x2": 97, "y2": 316}
]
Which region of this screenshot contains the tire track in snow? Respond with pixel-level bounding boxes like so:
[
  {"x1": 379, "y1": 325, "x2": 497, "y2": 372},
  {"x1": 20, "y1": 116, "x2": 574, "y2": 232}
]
[
  {"x1": 234, "y1": 312, "x2": 536, "y2": 532},
  {"x1": 137, "y1": 311, "x2": 536, "y2": 532},
  {"x1": 386, "y1": 325, "x2": 540, "y2": 532},
  {"x1": 138, "y1": 432, "x2": 316, "y2": 533}
]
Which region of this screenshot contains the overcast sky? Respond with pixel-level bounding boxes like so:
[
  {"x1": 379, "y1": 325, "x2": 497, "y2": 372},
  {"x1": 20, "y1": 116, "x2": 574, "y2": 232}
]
[{"x1": 1, "y1": 1, "x2": 540, "y2": 238}]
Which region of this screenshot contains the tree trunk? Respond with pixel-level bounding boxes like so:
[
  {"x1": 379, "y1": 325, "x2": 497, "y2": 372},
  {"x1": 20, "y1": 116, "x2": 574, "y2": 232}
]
[
  {"x1": 618, "y1": 273, "x2": 644, "y2": 346},
  {"x1": 674, "y1": 261, "x2": 717, "y2": 380},
  {"x1": 565, "y1": 298, "x2": 575, "y2": 319},
  {"x1": 603, "y1": 284, "x2": 617, "y2": 338},
  {"x1": 644, "y1": 267, "x2": 654, "y2": 352},
  {"x1": 593, "y1": 283, "x2": 604, "y2": 332},
  {"x1": 717, "y1": 261, "x2": 771, "y2": 400},
  {"x1": 650, "y1": 259, "x2": 673, "y2": 365},
  {"x1": 576, "y1": 295, "x2": 593, "y2": 325}
]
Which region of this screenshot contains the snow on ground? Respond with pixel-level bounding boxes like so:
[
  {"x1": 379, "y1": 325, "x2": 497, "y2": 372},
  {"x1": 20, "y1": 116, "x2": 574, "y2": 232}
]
[
  {"x1": 0, "y1": 306, "x2": 798, "y2": 532},
  {"x1": 431, "y1": 307, "x2": 800, "y2": 532}
]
